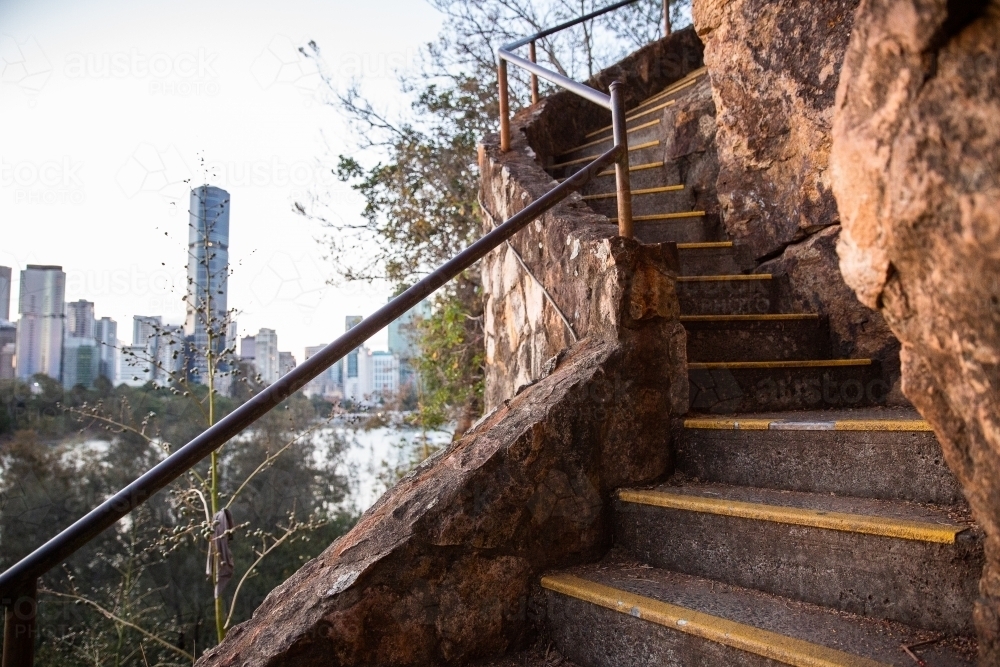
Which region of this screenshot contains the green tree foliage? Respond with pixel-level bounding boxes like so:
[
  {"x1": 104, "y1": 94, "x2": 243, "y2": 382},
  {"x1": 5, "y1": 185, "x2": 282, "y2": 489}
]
[{"x1": 297, "y1": 0, "x2": 691, "y2": 443}]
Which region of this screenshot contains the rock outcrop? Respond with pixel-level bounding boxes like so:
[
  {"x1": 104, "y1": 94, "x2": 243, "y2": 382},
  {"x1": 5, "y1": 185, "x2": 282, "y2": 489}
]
[
  {"x1": 830, "y1": 0, "x2": 1000, "y2": 661},
  {"x1": 198, "y1": 224, "x2": 687, "y2": 667},
  {"x1": 692, "y1": 0, "x2": 860, "y2": 260}
]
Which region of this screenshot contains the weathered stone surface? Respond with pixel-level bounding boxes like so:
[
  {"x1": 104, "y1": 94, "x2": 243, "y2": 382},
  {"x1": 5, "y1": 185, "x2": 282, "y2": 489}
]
[
  {"x1": 692, "y1": 0, "x2": 860, "y2": 260},
  {"x1": 479, "y1": 31, "x2": 703, "y2": 410},
  {"x1": 830, "y1": 0, "x2": 1000, "y2": 661},
  {"x1": 759, "y1": 226, "x2": 903, "y2": 399}
]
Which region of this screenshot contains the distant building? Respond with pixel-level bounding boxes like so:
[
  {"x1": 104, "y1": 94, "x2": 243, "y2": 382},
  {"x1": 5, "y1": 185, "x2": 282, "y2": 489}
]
[
  {"x1": 387, "y1": 297, "x2": 430, "y2": 390},
  {"x1": 371, "y1": 351, "x2": 400, "y2": 396},
  {"x1": 120, "y1": 344, "x2": 154, "y2": 387},
  {"x1": 184, "y1": 185, "x2": 231, "y2": 382},
  {"x1": 62, "y1": 336, "x2": 100, "y2": 389},
  {"x1": 254, "y1": 328, "x2": 278, "y2": 384},
  {"x1": 65, "y1": 299, "x2": 95, "y2": 339},
  {"x1": 133, "y1": 315, "x2": 161, "y2": 350},
  {"x1": 303, "y1": 343, "x2": 343, "y2": 398},
  {"x1": 278, "y1": 351, "x2": 296, "y2": 378},
  {"x1": 0, "y1": 266, "x2": 11, "y2": 321},
  {"x1": 94, "y1": 317, "x2": 118, "y2": 384},
  {"x1": 240, "y1": 335, "x2": 256, "y2": 361},
  {"x1": 16, "y1": 265, "x2": 65, "y2": 381},
  {"x1": 155, "y1": 325, "x2": 186, "y2": 382},
  {"x1": 0, "y1": 320, "x2": 15, "y2": 380}
]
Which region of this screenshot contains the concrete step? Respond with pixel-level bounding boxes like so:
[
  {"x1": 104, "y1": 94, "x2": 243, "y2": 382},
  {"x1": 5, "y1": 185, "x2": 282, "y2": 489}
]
[
  {"x1": 677, "y1": 274, "x2": 777, "y2": 315},
  {"x1": 674, "y1": 414, "x2": 966, "y2": 504},
  {"x1": 555, "y1": 118, "x2": 666, "y2": 165},
  {"x1": 682, "y1": 313, "x2": 831, "y2": 362},
  {"x1": 546, "y1": 139, "x2": 664, "y2": 181},
  {"x1": 688, "y1": 358, "x2": 893, "y2": 412},
  {"x1": 677, "y1": 241, "x2": 749, "y2": 275},
  {"x1": 582, "y1": 184, "x2": 697, "y2": 218},
  {"x1": 544, "y1": 563, "x2": 976, "y2": 667},
  {"x1": 582, "y1": 67, "x2": 708, "y2": 142},
  {"x1": 614, "y1": 484, "x2": 983, "y2": 634},
  {"x1": 572, "y1": 160, "x2": 681, "y2": 191}
]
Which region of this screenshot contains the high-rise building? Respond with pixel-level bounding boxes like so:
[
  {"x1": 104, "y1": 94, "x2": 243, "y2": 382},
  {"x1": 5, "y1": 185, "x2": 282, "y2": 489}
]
[
  {"x1": 0, "y1": 266, "x2": 11, "y2": 322},
  {"x1": 387, "y1": 297, "x2": 430, "y2": 389},
  {"x1": 303, "y1": 343, "x2": 343, "y2": 398},
  {"x1": 62, "y1": 336, "x2": 100, "y2": 389},
  {"x1": 371, "y1": 351, "x2": 400, "y2": 396},
  {"x1": 94, "y1": 317, "x2": 118, "y2": 384},
  {"x1": 120, "y1": 344, "x2": 154, "y2": 387},
  {"x1": 0, "y1": 321, "x2": 15, "y2": 380},
  {"x1": 65, "y1": 299, "x2": 95, "y2": 338},
  {"x1": 278, "y1": 351, "x2": 296, "y2": 378},
  {"x1": 240, "y1": 335, "x2": 256, "y2": 361},
  {"x1": 133, "y1": 315, "x2": 162, "y2": 349},
  {"x1": 184, "y1": 185, "x2": 231, "y2": 383},
  {"x1": 155, "y1": 325, "x2": 186, "y2": 382},
  {"x1": 253, "y1": 328, "x2": 278, "y2": 385},
  {"x1": 15, "y1": 265, "x2": 65, "y2": 380}
]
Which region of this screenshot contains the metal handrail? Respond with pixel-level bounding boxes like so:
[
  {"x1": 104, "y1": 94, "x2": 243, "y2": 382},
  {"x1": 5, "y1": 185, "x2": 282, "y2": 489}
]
[
  {"x1": 496, "y1": 0, "x2": 647, "y2": 239},
  {"x1": 0, "y1": 145, "x2": 623, "y2": 666},
  {"x1": 2, "y1": 4, "x2": 670, "y2": 663}
]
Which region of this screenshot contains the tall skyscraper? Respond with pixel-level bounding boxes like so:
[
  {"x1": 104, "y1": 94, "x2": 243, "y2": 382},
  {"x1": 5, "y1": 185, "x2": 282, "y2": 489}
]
[
  {"x1": 66, "y1": 299, "x2": 95, "y2": 338},
  {"x1": 387, "y1": 297, "x2": 430, "y2": 389},
  {"x1": 15, "y1": 265, "x2": 65, "y2": 380},
  {"x1": 184, "y1": 185, "x2": 231, "y2": 382},
  {"x1": 94, "y1": 317, "x2": 118, "y2": 384},
  {"x1": 133, "y1": 315, "x2": 162, "y2": 349},
  {"x1": 253, "y1": 328, "x2": 278, "y2": 385},
  {"x1": 0, "y1": 266, "x2": 11, "y2": 322},
  {"x1": 62, "y1": 299, "x2": 98, "y2": 388}
]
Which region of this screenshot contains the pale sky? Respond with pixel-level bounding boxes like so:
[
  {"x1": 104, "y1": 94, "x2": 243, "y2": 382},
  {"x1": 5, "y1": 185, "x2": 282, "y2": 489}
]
[{"x1": 0, "y1": 0, "x2": 444, "y2": 361}]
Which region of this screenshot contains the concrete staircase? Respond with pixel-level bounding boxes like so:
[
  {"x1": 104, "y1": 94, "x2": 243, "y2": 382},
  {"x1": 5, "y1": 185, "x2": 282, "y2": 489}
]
[{"x1": 539, "y1": 69, "x2": 983, "y2": 666}]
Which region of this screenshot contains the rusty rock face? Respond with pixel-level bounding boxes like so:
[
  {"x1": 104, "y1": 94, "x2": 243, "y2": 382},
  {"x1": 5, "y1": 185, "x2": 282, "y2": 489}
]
[
  {"x1": 830, "y1": 0, "x2": 1000, "y2": 661},
  {"x1": 692, "y1": 0, "x2": 861, "y2": 260}
]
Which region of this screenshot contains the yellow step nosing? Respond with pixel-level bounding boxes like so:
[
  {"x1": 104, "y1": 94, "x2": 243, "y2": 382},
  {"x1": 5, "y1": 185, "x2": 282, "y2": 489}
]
[
  {"x1": 682, "y1": 417, "x2": 934, "y2": 432},
  {"x1": 610, "y1": 211, "x2": 707, "y2": 223},
  {"x1": 585, "y1": 71, "x2": 707, "y2": 138},
  {"x1": 618, "y1": 489, "x2": 965, "y2": 544},
  {"x1": 677, "y1": 273, "x2": 772, "y2": 282},
  {"x1": 551, "y1": 140, "x2": 660, "y2": 169},
  {"x1": 595, "y1": 161, "x2": 664, "y2": 177},
  {"x1": 561, "y1": 119, "x2": 661, "y2": 155},
  {"x1": 582, "y1": 184, "x2": 684, "y2": 200},
  {"x1": 676, "y1": 241, "x2": 734, "y2": 249},
  {"x1": 541, "y1": 574, "x2": 891, "y2": 667},
  {"x1": 688, "y1": 359, "x2": 873, "y2": 370},
  {"x1": 680, "y1": 313, "x2": 819, "y2": 321},
  {"x1": 586, "y1": 99, "x2": 678, "y2": 138},
  {"x1": 631, "y1": 75, "x2": 700, "y2": 111}
]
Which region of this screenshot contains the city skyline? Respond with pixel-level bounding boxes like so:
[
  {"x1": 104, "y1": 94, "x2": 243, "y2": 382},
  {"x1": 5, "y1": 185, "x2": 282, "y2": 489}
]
[{"x1": 1, "y1": 0, "x2": 443, "y2": 362}]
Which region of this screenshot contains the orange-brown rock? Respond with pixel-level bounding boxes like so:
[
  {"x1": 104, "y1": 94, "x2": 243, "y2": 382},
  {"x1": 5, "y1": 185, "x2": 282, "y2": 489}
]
[
  {"x1": 692, "y1": 0, "x2": 860, "y2": 260},
  {"x1": 831, "y1": 0, "x2": 1000, "y2": 661}
]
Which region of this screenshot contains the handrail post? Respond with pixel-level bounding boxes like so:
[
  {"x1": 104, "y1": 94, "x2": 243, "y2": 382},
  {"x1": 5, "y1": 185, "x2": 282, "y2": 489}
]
[
  {"x1": 609, "y1": 80, "x2": 633, "y2": 239},
  {"x1": 3, "y1": 578, "x2": 37, "y2": 667},
  {"x1": 498, "y1": 58, "x2": 511, "y2": 152},
  {"x1": 529, "y1": 41, "x2": 539, "y2": 105},
  {"x1": 664, "y1": 0, "x2": 672, "y2": 35}
]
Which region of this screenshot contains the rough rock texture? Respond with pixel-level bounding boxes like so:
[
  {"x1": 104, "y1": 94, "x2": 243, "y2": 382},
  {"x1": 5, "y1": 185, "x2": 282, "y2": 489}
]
[
  {"x1": 692, "y1": 0, "x2": 860, "y2": 260},
  {"x1": 830, "y1": 0, "x2": 1000, "y2": 662},
  {"x1": 758, "y1": 226, "x2": 903, "y2": 396},
  {"x1": 197, "y1": 242, "x2": 687, "y2": 666},
  {"x1": 480, "y1": 31, "x2": 703, "y2": 410}
]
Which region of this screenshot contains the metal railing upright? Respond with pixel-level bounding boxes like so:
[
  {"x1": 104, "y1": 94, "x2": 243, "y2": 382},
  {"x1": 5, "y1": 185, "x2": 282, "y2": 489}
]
[
  {"x1": 0, "y1": 2, "x2": 674, "y2": 663},
  {"x1": 496, "y1": 0, "x2": 648, "y2": 238}
]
